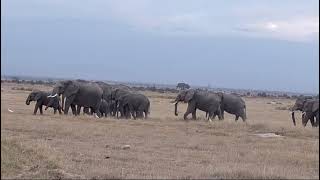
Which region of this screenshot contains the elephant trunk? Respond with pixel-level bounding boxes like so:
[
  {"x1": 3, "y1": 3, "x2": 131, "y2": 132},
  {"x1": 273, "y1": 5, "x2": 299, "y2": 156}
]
[
  {"x1": 61, "y1": 94, "x2": 65, "y2": 111},
  {"x1": 45, "y1": 98, "x2": 52, "y2": 110},
  {"x1": 26, "y1": 96, "x2": 31, "y2": 105},
  {"x1": 174, "y1": 102, "x2": 179, "y2": 116},
  {"x1": 291, "y1": 111, "x2": 296, "y2": 126}
]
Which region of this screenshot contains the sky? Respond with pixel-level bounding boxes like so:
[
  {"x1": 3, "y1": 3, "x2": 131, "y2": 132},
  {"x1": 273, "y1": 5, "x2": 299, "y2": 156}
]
[{"x1": 1, "y1": 0, "x2": 319, "y2": 94}]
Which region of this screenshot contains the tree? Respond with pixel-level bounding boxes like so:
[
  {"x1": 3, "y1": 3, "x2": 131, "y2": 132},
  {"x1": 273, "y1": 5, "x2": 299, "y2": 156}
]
[{"x1": 176, "y1": 82, "x2": 190, "y2": 90}]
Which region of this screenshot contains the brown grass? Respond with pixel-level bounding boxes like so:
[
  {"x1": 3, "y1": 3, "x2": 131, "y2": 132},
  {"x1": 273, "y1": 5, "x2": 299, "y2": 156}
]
[{"x1": 1, "y1": 82, "x2": 319, "y2": 179}]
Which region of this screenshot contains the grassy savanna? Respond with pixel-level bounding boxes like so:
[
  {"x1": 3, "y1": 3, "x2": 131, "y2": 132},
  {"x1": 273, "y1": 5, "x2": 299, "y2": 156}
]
[{"x1": 1, "y1": 83, "x2": 319, "y2": 179}]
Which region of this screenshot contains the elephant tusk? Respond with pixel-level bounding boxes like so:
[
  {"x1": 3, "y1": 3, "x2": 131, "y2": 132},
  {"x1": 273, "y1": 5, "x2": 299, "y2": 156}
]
[
  {"x1": 48, "y1": 93, "x2": 58, "y2": 98},
  {"x1": 94, "y1": 113, "x2": 99, "y2": 118},
  {"x1": 302, "y1": 112, "x2": 306, "y2": 116}
]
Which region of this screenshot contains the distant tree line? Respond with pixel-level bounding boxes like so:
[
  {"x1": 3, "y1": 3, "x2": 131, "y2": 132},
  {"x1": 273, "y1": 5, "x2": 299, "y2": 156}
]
[{"x1": 2, "y1": 79, "x2": 315, "y2": 99}]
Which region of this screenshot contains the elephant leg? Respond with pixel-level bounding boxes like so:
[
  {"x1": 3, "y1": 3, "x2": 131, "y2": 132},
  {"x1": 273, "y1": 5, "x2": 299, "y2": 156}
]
[
  {"x1": 76, "y1": 105, "x2": 81, "y2": 116},
  {"x1": 138, "y1": 111, "x2": 144, "y2": 119},
  {"x1": 221, "y1": 111, "x2": 225, "y2": 120},
  {"x1": 302, "y1": 113, "x2": 309, "y2": 127},
  {"x1": 118, "y1": 102, "x2": 126, "y2": 118},
  {"x1": 212, "y1": 114, "x2": 216, "y2": 120},
  {"x1": 64, "y1": 97, "x2": 75, "y2": 115},
  {"x1": 207, "y1": 111, "x2": 213, "y2": 122},
  {"x1": 235, "y1": 115, "x2": 239, "y2": 121},
  {"x1": 33, "y1": 103, "x2": 40, "y2": 115},
  {"x1": 93, "y1": 102, "x2": 101, "y2": 118},
  {"x1": 192, "y1": 111, "x2": 197, "y2": 120},
  {"x1": 315, "y1": 113, "x2": 319, "y2": 127},
  {"x1": 216, "y1": 108, "x2": 222, "y2": 120},
  {"x1": 144, "y1": 110, "x2": 148, "y2": 119},
  {"x1": 71, "y1": 104, "x2": 76, "y2": 115},
  {"x1": 184, "y1": 103, "x2": 196, "y2": 120},
  {"x1": 309, "y1": 116, "x2": 315, "y2": 127},
  {"x1": 58, "y1": 106, "x2": 62, "y2": 114},
  {"x1": 128, "y1": 105, "x2": 135, "y2": 119},
  {"x1": 39, "y1": 105, "x2": 43, "y2": 115},
  {"x1": 54, "y1": 109, "x2": 57, "y2": 114},
  {"x1": 124, "y1": 105, "x2": 130, "y2": 119}
]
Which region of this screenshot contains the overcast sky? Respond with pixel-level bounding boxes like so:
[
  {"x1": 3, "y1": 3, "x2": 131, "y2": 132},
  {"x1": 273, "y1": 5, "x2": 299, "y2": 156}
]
[{"x1": 1, "y1": 0, "x2": 319, "y2": 93}]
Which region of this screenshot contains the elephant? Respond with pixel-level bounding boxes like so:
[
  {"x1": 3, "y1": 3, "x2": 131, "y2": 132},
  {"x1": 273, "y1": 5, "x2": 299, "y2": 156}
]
[
  {"x1": 95, "y1": 81, "x2": 113, "y2": 101},
  {"x1": 48, "y1": 80, "x2": 103, "y2": 117},
  {"x1": 171, "y1": 89, "x2": 222, "y2": 121},
  {"x1": 98, "y1": 99, "x2": 110, "y2": 117},
  {"x1": 83, "y1": 99, "x2": 116, "y2": 117},
  {"x1": 110, "y1": 88, "x2": 132, "y2": 118},
  {"x1": 291, "y1": 97, "x2": 319, "y2": 127},
  {"x1": 118, "y1": 93, "x2": 150, "y2": 119},
  {"x1": 209, "y1": 93, "x2": 247, "y2": 121},
  {"x1": 26, "y1": 90, "x2": 62, "y2": 115}
]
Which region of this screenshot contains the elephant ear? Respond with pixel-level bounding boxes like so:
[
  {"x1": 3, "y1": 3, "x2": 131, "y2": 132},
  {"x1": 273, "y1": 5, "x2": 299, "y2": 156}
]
[
  {"x1": 312, "y1": 100, "x2": 319, "y2": 113},
  {"x1": 34, "y1": 92, "x2": 42, "y2": 101},
  {"x1": 64, "y1": 81, "x2": 79, "y2": 98},
  {"x1": 112, "y1": 89, "x2": 120, "y2": 99},
  {"x1": 184, "y1": 89, "x2": 195, "y2": 102}
]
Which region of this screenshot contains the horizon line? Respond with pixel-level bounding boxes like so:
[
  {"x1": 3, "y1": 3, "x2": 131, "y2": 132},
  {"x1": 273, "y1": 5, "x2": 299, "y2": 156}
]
[{"x1": 1, "y1": 74, "x2": 317, "y2": 96}]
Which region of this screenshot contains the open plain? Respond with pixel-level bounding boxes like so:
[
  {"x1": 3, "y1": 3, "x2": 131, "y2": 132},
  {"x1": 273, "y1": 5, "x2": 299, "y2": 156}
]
[{"x1": 1, "y1": 82, "x2": 319, "y2": 179}]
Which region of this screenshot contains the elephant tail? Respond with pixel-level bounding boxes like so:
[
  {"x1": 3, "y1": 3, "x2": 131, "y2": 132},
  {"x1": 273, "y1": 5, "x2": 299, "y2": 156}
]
[{"x1": 243, "y1": 104, "x2": 247, "y2": 120}]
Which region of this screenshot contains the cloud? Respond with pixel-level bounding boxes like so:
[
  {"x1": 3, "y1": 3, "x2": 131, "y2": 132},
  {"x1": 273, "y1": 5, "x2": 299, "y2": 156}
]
[
  {"x1": 3, "y1": 0, "x2": 319, "y2": 42},
  {"x1": 235, "y1": 16, "x2": 319, "y2": 42}
]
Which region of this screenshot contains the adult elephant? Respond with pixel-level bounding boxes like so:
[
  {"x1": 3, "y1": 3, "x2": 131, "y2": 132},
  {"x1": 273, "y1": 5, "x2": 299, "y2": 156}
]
[
  {"x1": 26, "y1": 90, "x2": 62, "y2": 115},
  {"x1": 118, "y1": 93, "x2": 150, "y2": 119},
  {"x1": 95, "y1": 81, "x2": 113, "y2": 101},
  {"x1": 171, "y1": 89, "x2": 222, "y2": 121},
  {"x1": 48, "y1": 80, "x2": 103, "y2": 117},
  {"x1": 210, "y1": 93, "x2": 247, "y2": 122},
  {"x1": 291, "y1": 97, "x2": 319, "y2": 127}
]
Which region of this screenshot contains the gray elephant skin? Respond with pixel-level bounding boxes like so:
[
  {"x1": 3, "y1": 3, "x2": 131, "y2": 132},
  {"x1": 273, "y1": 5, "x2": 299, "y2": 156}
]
[
  {"x1": 49, "y1": 80, "x2": 103, "y2": 117},
  {"x1": 26, "y1": 90, "x2": 62, "y2": 115},
  {"x1": 172, "y1": 89, "x2": 222, "y2": 121},
  {"x1": 291, "y1": 97, "x2": 319, "y2": 127},
  {"x1": 118, "y1": 93, "x2": 150, "y2": 119}
]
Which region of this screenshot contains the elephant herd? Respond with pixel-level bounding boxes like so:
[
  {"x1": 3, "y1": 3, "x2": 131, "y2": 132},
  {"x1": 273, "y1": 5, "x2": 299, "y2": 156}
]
[
  {"x1": 26, "y1": 80, "x2": 150, "y2": 119},
  {"x1": 25, "y1": 79, "x2": 319, "y2": 128},
  {"x1": 172, "y1": 89, "x2": 247, "y2": 122}
]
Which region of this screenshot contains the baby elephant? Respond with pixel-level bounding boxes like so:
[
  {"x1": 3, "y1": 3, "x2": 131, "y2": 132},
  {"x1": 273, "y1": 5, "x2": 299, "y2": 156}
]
[
  {"x1": 82, "y1": 99, "x2": 112, "y2": 117},
  {"x1": 26, "y1": 90, "x2": 62, "y2": 115},
  {"x1": 99, "y1": 99, "x2": 111, "y2": 117}
]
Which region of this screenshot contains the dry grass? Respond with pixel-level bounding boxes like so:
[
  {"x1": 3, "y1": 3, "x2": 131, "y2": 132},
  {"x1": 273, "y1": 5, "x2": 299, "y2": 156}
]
[{"x1": 1, "y1": 83, "x2": 319, "y2": 179}]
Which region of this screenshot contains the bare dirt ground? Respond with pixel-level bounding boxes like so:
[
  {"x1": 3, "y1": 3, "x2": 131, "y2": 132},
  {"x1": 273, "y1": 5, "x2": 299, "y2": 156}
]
[{"x1": 1, "y1": 83, "x2": 319, "y2": 179}]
